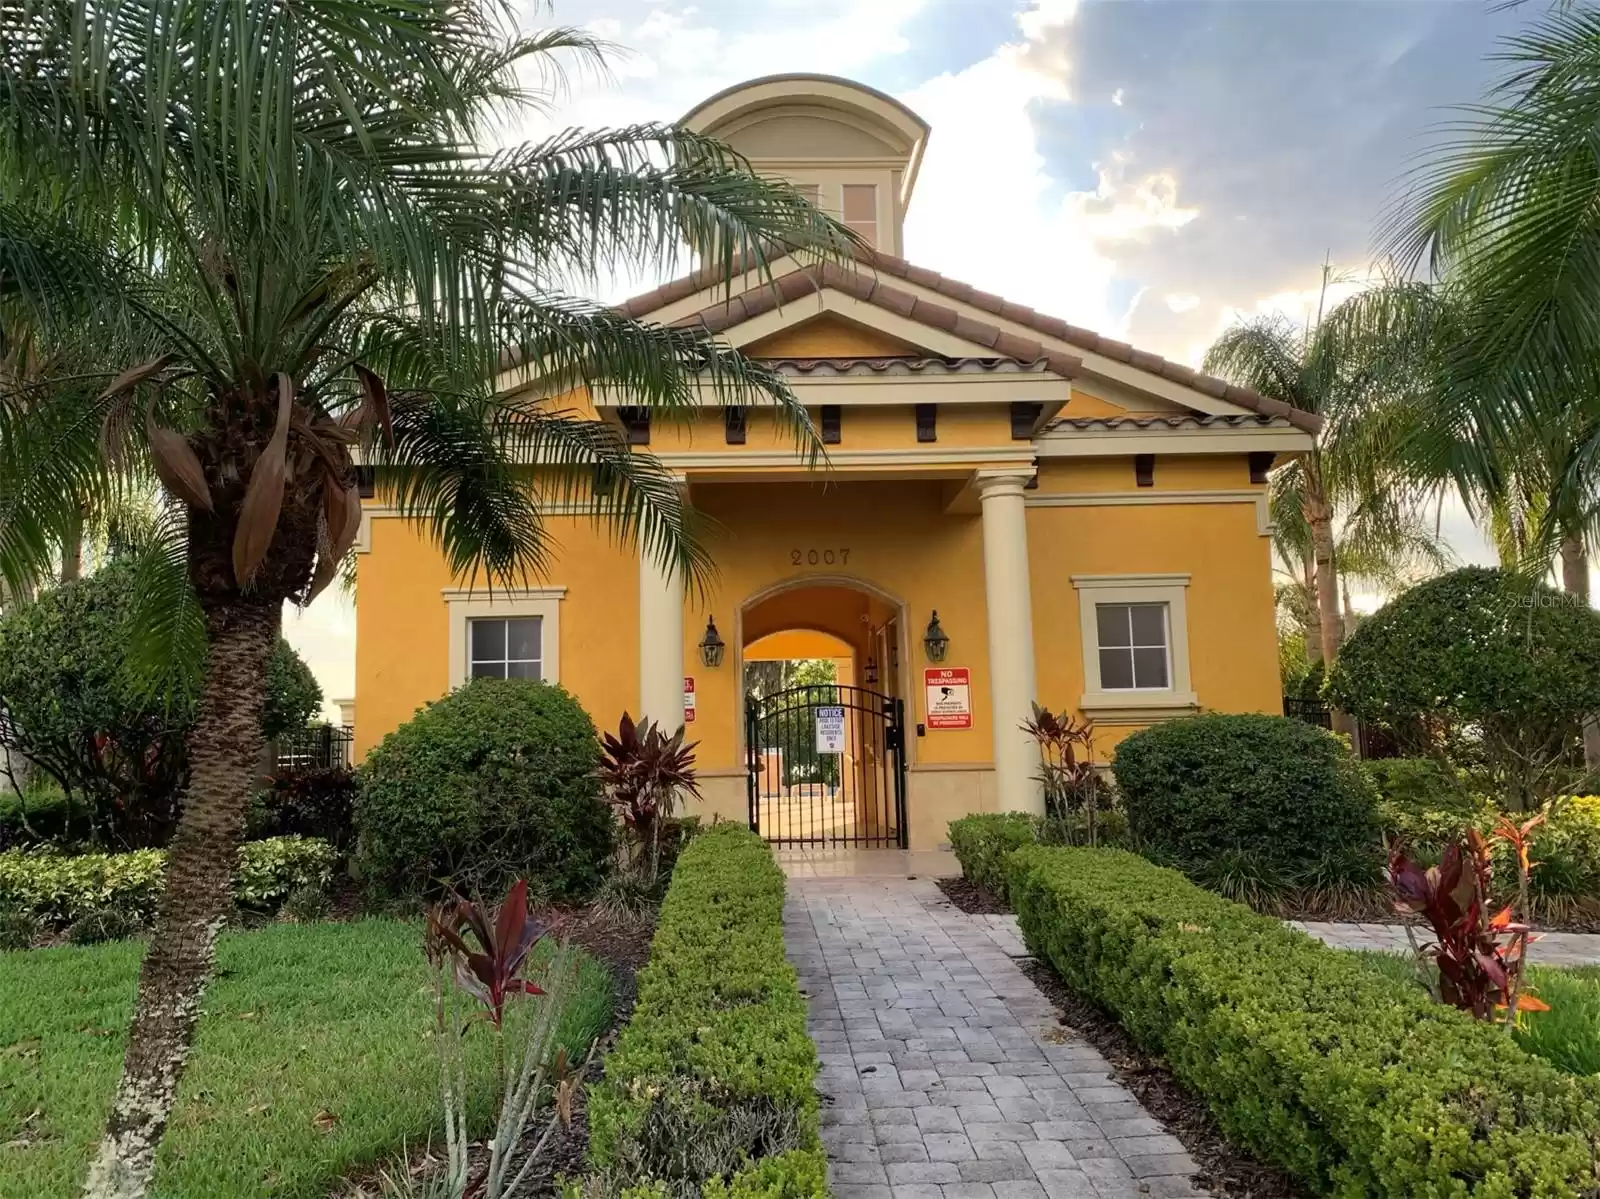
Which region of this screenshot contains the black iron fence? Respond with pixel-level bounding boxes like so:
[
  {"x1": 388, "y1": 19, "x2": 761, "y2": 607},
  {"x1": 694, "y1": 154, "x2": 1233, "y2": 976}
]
[
  {"x1": 273, "y1": 725, "x2": 354, "y2": 773},
  {"x1": 1282, "y1": 695, "x2": 1332, "y2": 729},
  {"x1": 1282, "y1": 696, "x2": 1399, "y2": 759}
]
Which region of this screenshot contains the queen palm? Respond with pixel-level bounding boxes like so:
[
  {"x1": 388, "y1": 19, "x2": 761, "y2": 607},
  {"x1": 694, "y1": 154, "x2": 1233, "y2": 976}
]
[
  {"x1": 1386, "y1": 5, "x2": 1600, "y2": 587},
  {"x1": 1204, "y1": 279, "x2": 1445, "y2": 708},
  {"x1": 0, "y1": 3, "x2": 848, "y2": 1194}
]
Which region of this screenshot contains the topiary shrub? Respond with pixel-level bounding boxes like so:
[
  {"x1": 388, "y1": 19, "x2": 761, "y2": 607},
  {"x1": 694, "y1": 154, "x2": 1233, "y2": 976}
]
[
  {"x1": 1112, "y1": 713, "x2": 1380, "y2": 891},
  {"x1": 1327, "y1": 567, "x2": 1600, "y2": 810},
  {"x1": 355, "y1": 678, "x2": 613, "y2": 901}
]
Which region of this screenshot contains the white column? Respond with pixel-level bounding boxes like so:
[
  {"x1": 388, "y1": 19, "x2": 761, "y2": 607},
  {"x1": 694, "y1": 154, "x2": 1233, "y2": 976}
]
[
  {"x1": 638, "y1": 551, "x2": 685, "y2": 729},
  {"x1": 979, "y1": 471, "x2": 1042, "y2": 815}
]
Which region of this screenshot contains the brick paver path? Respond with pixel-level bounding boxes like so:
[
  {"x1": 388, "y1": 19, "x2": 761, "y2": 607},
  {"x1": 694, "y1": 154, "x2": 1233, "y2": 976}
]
[
  {"x1": 784, "y1": 877, "x2": 1210, "y2": 1199},
  {"x1": 1290, "y1": 920, "x2": 1600, "y2": 967}
]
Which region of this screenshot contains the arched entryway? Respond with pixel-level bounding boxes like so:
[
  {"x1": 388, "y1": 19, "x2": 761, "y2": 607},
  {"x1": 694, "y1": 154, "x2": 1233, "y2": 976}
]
[{"x1": 738, "y1": 577, "x2": 910, "y2": 847}]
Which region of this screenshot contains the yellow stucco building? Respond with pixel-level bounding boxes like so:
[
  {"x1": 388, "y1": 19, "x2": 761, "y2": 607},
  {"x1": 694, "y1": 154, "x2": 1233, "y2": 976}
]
[{"x1": 350, "y1": 74, "x2": 1317, "y2": 851}]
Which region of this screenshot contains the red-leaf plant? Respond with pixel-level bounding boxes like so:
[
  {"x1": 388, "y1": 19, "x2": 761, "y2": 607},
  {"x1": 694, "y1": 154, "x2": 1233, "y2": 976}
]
[
  {"x1": 1387, "y1": 811, "x2": 1550, "y2": 1027},
  {"x1": 426, "y1": 879, "x2": 545, "y2": 1029},
  {"x1": 598, "y1": 712, "x2": 701, "y2": 882},
  {"x1": 423, "y1": 880, "x2": 591, "y2": 1199},
  {"x1": 1021, "y1": 703, "x2": 1102, "y2": 845}
]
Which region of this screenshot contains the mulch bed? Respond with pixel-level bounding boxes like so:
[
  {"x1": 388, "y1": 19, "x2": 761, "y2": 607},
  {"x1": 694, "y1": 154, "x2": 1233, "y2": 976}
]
[
  {"x1": 936, "y1": 877, "x2": 1309, "y2": 1199},
  {"x1": 934, "y1": 875, "x2": 1009, "y2": 915},
  {"x1": 336, "y1": 904, "x2": 656, "y2": 1198}
]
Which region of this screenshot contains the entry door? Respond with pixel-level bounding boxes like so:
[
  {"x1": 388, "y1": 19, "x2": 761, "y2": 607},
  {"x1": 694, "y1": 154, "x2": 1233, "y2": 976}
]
[{"x1": 746, "y1": 683, "x2": 908, "y2": 847}]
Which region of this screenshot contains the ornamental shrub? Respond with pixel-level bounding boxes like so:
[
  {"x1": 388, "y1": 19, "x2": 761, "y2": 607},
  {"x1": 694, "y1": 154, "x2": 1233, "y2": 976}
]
[
  {"x1": 587, "y1": 824, "x2": 822, "y2": 1197},
  {"x1": 1327, "y1": 566, "x2": 1600, "y2": 809},
  {"x1": 355, "y1": 678, "x2": 612, "y2": 901},
  {"x1": 0, "y1": 835, "x2": 335, "y2": 927},
  {"x1": 1006, "y1": 845, "x2": 1600, "y2": 1196},
  {"x1": 0, "y1": 560, "x2": 321, "y2": 847},
  {"x1": 948, "y1": 813, "x2": 1041, "y2": 899},
  {"x1": 1111, "y1": 713, "x2": 1380, "y2": 886}
]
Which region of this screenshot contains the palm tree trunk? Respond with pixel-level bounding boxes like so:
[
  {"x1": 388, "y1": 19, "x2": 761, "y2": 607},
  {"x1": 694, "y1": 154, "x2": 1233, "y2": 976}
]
[
  {"x1": 1302, "y1": 554, "x2": 1322, "y2": 668},
  {"x1": 83, "y1": 599, "x2": 280, "y2": 1199},
  {"x1": 60, "y1": 503, "x2": 84, "y2": 583},
  {"x1": 1305, "y1": 485, "x2": 1354, "y2": 738},
  {"x1": 1559, "y1": 534, "x2": 1600, "y2": 773}
]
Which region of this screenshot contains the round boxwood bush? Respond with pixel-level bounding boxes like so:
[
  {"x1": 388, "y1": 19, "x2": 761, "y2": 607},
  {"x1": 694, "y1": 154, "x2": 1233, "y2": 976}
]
[
  {"x1": 354, "y1": 678, "x2": 613, "y2": 900},
  {"x1": 1327, "y1": 567, "x2": 1600, "y2": 810},
  {"x1": 1111, "y1": 713, "x2": 1380, "y2": 885}
]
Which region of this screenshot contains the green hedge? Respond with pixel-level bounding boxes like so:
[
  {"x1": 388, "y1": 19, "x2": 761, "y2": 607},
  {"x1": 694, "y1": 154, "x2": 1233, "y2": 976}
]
[
  {"x1": 0, "y1": 835, "x2": 337, "y2": 927},
  {"x1": 1007, "y1": 845, "x2": 1600, "y2": 1196},
  {"x1": 948, "y1": 813, "x2": 1040, "y2": 899},
  {"x1": 586, "y1": 824, "x2": 823, "y2": 1197}
]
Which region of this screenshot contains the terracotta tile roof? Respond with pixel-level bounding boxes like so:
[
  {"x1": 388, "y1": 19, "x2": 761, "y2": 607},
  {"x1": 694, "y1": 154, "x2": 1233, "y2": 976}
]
[
  {"x1": 766, "y1": 356, "x2": 1056, "y2": 377},
  {"x1": 1046, "y1": 413, "x2": 1296, "y2": 433},
  {"x1": 617, "y1": 250, "x2": 1322, "y2": 436}
]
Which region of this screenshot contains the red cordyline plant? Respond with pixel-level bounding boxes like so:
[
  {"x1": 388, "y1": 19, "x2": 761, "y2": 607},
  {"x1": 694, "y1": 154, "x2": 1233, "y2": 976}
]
[
  {"x1": 1022, "y1": 703, "x2": 1102, "y2": 845},
  {"x1": 422, "y1": 880, "x2": 590, "y2": 1199},
  {"x1": 598, "y1": 713, "x2": 701, "y2": 881},
  {"x1": 1387, "y1": 810, "x2": 1550, "y2": 1027}
]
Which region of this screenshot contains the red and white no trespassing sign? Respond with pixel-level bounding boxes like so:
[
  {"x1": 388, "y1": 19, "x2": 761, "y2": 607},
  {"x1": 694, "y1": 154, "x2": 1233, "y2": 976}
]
[{"x1": 924, "y1": 667, "x2": 972, "y2": 729}]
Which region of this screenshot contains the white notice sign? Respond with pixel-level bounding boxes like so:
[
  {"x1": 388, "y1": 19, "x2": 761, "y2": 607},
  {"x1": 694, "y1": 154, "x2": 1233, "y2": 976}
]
[{"x1": 814, "y1": 706, "x2": 846, "y2": 753}]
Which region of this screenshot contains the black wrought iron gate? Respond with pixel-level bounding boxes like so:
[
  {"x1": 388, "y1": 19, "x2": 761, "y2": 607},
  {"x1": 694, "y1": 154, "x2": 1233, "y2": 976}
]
[{"x1": 746, "y1": 684, "x2": 908, "y2": 847}]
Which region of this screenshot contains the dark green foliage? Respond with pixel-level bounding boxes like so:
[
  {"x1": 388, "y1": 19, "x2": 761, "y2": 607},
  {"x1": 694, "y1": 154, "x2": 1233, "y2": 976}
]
[
  {"x1": 0, "y1": 780, "x2": 77, "y2": 849},
  {"x1": 1112, "y1": 713, "x2": 1380, "y2": 886},
  {"x1": 587, "y1": 824, "x2": 824, "y2": 1198},
  {"x1": 1328, "y1": 567, "x2": 1600, "y2": 808},
  {"x1": 1006, "y1": 845, "x2": 1600, "y2": 1196},
  {"x1": 948, "y1": 813, "x2": 1041, "y2": 900},
  {"x1": 0, "y1": 562, "x2": 320, "y2": 847},
  {"x1": 262, "y1": 642, "x2": 324, "y2": 740},
  {"x1": 65, "y1": 906, "x2": 146, "y2": 945},
  {"x1": 249, "y1": 766, "x2": 358, "y2": 847},
  {"x1": 354, "y1": 679, "x2": 613, "y2": 901},
  {"x1": 1364, "y1": 757, "x2": 1480, "y2": 815},
  {"x1": 0, "y1": 905, "x2": 39, "y2": 949}
]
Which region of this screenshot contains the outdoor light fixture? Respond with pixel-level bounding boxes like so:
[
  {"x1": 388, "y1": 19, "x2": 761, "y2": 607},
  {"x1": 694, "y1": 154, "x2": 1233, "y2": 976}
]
[
  {"x1": 864, "y1": 656, "x2": 879, "y2": 686},
  {"x1": 923, "y1": 611, "x2": 950, "y2": 663},
  {"x1": 698, "y1": 617, "x2": 726, "y2": 668}
]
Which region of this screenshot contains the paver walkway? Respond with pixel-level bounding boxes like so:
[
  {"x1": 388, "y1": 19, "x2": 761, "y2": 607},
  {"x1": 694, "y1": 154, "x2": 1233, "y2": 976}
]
[
  {"x1": 1290, "y1": 920, "x2": 1600, "y2": 967},
  {"x1": 784, "y1": 877, "x2": 1210, "y2": 1199}
]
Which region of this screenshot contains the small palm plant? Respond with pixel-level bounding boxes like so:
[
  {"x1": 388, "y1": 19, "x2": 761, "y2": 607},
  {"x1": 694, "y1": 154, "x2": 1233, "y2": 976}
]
[
  {"x1": 0, "y1": 3, "x2": 848, "y2": 1191},
  {"x1": 598, "y1": 713, "x2": 701, "y2": 887}
]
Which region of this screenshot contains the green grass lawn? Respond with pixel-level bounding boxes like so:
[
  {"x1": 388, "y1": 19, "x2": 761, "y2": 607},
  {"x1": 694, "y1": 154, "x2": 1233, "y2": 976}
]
[
  {"x1": 1352, "y1": 948, "x2": 1600, "y2": 1076},
  {"x1": 0, "y1": 919, "x2": 612, "y2": 1198}
]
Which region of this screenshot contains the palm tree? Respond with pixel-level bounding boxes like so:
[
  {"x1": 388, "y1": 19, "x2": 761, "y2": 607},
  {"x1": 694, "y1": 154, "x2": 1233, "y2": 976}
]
[
  {"x1": 1203, "y1": 272, "x2": 1446, "y2": 733},
  {"x1": 1386, "y1": 5, "x2": 1600, "y2": 594},
  {"x1": 0, "y1": 4, "x2": 848, "y2": 1194}
]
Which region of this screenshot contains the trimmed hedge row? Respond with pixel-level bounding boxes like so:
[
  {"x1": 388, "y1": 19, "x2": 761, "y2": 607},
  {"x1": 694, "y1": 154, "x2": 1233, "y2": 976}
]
[
  {"x1": 948, "y1": 812, "x2": 1040, "y2": 900},
  {"x1": 587, "y1": 824, "x2": 823, "y2": 1197},
  {"x1": 0, "y1": 835, "x2": 337, "y2": 926},
  {"x1": 1007, "y1": 845, "x2": 1600, "y2": 1197}
]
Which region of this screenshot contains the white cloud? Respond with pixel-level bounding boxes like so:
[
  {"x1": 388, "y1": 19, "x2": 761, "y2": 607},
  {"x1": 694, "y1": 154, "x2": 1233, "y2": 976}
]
[
  {"x1": 1165, "y1": 292, "x2": 1199, "y2": 313},
  {"x1": 902, "y1": 3, "x2": 1198, "y2": 337}
]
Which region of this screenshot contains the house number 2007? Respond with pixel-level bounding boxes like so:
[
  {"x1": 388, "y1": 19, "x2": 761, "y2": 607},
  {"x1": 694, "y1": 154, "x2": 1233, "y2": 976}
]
[{"x1": 791, "y1": 548, "x2": 850, "y2": 566}]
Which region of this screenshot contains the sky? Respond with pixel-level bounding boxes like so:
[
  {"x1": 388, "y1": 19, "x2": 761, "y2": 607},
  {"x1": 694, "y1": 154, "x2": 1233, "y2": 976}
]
[{"x1": 284, "y1": 0, "x2": 1538, "y2": 711}]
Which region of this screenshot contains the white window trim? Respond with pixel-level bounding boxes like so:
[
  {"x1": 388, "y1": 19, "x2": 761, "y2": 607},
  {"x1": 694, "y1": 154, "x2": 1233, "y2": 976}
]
[
  {"x1": 1071, "y1": 574, "x2": 1197, "y2": 718},
  {"x1": 443, "y1": 587, "x2": 565, "y2": 688}
]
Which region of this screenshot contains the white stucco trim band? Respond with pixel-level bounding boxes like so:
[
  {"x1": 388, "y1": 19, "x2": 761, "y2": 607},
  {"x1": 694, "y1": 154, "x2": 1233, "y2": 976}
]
[
  {"x1": 442, "y1": 587, "x2": 566, "y2": 688},
  {"x1": 1027, "y1": 489, "x2": 1273, "y2": 536}
]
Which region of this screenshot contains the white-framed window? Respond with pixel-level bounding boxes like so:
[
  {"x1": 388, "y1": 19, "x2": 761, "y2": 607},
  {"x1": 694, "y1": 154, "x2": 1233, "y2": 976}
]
[
  {"x1": 469, "y1": 616, "x2": 542, "y2": 679},
  {"x1": 842, "y1": 183, "x2": 878, "y2": 247},
  {"x1": 1072, "y1": 574, "x2": 1196, "y2": 716},
  {"x1": 444, "y1": 588, "x2": 565, "y2": 688}
]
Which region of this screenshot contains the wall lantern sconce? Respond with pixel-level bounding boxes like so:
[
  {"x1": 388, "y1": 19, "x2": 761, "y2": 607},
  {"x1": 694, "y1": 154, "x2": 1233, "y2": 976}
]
[
  {"x1": 698, "y1": 617, "x2": 726, "y2": 668},
  {"x1": 864, "y1": 656, "x2": 879, "y2": 686},
  {"x1": 923, "y1": 611, "x2": 950, "y2": 663}
]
